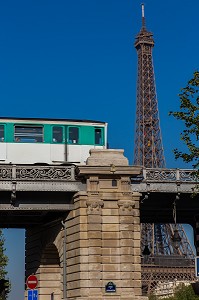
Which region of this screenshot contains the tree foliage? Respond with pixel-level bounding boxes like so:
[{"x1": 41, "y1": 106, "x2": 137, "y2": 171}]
[
  {"x1": 149, "y1": 284, "x2": 199, "y2": 300},
  {"x1": 0, "y1": 230, "x2": 10, "y2": 300},
  {"x1": 169, "y1": 71, "x2": 199, "y2": 169}
]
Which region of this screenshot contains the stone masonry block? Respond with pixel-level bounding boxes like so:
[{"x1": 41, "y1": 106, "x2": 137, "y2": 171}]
[
  {"x1": 133, "y1": 264, "x2": 141, "y2": 272},
  {"x1": 102, "y1": 232, "x2": 120, "y2": 239},
  {"x1": 103, "y1": 200, "x2": 119, "y2": 209},
  {"x1": 120, "y1": 247, "x2": 133, "y2": 255},
  {"x1": 120, "y1": 255, "x2": 134, "y2": 263},
  {"x1": 88, "y1": 263, "x2": 102, "y2": 271},
  {"x1": 133, "y1": 272, "x2": 141, "y2": 280},
  {"x1": 133, "y1": 217, "x2": 140, "y2": 224},
  {"x1": 120, "y1": 263, "x2": 133, "y2": 272},
  {"x1": 88, "y1": 231, "x2": 101, "y2": 239},
  {"x1": 102, "y1": 224, "x2": 119, "y2": 232},
  {"x1": 133, "y1": 240, "x2": 141, "y2": 248},
  {"x1": 133, "y1": 256, "x2": 141, "y2": 264},
  {"x1": 119, "y1": 224, "x2": 134, "y2": 231},
  {"x1": 133, "y1": 231, "x2": 141, "y2": 240},
  {"x1": 121, "y1": 272, "x2": 133, "y2": 279},
  {"x1": 88, "y1": 215, "x2": 102, "y2": 224},
  {"x1": 102, "y1": 255, "x2": 121, "y2": 264},
  {"x1": 88, "y1": 224, "x2": 102, "y2": 231},
  {"x1": 88, "y1": 255, "x2": 102, "y2": 263},
  {"x1": 102, "y1": 208, "x2": 118, "y2": 216},
  {"x1": 88, "y1": 247, "x2": 102, "y2": 255},
  {"x1": 102, "y1": 240, "x2": 120, "y2": 248},
  {"x1": 89, "y1": 271, "x2": 102, "y2": 280},
  {"x1": 88, "y1": 239, "x2": 102, "y2": 247},
  {"x1": 102, "y1": 248, "x2": 121, "y2": 255},
  {"x1": 120, "y1": 239, "x2": 133, "y2": 247},
  {"x1": 67, "y1": 248, "x2": 88, "y2": 258},
  {"x1": 102, "y1": 264, "x2": 121, "y2": 272},
  {"x1": 102, "y1": 272, "x2": 121, "y2": 280},
  {"x1": 102, "y1": 216, "x2": 119, "y2": 224},
  {"x1": 120, "y1": 231, "x2": 134, "y2": 239},
  {"x1": 119, "y1": 216, "x2": 134, "y2": 224}
]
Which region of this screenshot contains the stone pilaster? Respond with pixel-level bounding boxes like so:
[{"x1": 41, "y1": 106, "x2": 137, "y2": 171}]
[
  {"x1": 86, "y1": 179, "x2": 103, "y2": 297},
  {"x1": 65, "y1": 192, "x2": 89, "y2": 299}
]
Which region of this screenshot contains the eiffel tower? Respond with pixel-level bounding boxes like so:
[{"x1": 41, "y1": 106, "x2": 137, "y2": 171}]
[{"x1": 133, "y1": 4, "x2": 195, "y2": 296}]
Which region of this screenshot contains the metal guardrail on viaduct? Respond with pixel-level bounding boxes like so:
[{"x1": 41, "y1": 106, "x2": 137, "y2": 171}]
[
  {"x1": 0, "y1": 164, "x2": 83, "y2": 191},
  {"x1": 132, "y1": 168, "x2": 198, "y2": 193},
  {"x1": 0, "y1": 164, "x2": 196, "y2": 192}
]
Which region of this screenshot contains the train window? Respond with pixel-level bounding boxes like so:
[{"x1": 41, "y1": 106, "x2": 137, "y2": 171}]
[
  {"x1": 69, "y1": 127, "x2": 79, "y2": 144},
  {"x1": 14, "y1": 126, "x2": 43, "y2": 143},
  {"x1": 95, "y1": 128, "x2": 102, "y2": 145},
  {"x1": 0, "y1": 125, "x2": 4, "y2": 142},
  {"x1": 52, "y1": 126, "x2": 63, "y2": 143}
]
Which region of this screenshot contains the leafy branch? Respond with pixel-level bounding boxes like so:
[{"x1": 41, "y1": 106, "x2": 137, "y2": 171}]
[{"x1": 169, "y1": 71, "x2": 199, "y2": 169}]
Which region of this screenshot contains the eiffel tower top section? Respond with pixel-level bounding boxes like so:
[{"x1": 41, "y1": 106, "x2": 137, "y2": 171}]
[
  {"x1": 133, "y1": 4, "x2": 166, "y2": 168},
  {"x1": 134, "y1": 4, "x2": 154, "y2": 49}
]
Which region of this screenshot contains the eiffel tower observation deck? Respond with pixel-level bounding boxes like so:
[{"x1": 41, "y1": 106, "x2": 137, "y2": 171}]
[{"x1": 133, "y1": 4, "x2": 195, "y2": 296}]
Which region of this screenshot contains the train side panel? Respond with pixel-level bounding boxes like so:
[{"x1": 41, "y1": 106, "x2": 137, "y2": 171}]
[
  {"x1": 0, "y1": 120, "x2": 108, "y2": 165},
  {"x1": 6, "y1": 143, "x2": 52, "y2": 164}
]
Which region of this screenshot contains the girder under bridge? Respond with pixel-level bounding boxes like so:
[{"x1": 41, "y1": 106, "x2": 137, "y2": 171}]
[
  {"x1": 0, "y1": 164, "x2": 85, "y2": 227},
  {"x1": 132, "y1": 168, "x2": 199, "y2": 226}
]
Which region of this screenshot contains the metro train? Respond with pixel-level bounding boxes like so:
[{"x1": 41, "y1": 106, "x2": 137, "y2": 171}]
[{"x1": 0, "y1": 117, "x2": 108, "y2": 165}]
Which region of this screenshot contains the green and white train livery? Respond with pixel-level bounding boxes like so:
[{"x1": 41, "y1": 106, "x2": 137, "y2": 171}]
[{"x1": 0, "y1": 117, "x2": 108, "y2": 164}]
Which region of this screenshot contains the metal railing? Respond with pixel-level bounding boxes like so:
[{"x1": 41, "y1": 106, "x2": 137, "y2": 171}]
[
  {"x1": 0, "y1": 164, "x2": 76, "y2": 181},
  {"x1": 142, "y1": 168, "x2": 199, "y2": 182}
]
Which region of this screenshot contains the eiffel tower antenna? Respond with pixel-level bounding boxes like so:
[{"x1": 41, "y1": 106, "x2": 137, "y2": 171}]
[
  {"x1": 141, "y1": 3, "x2": 146, "y2": 28},
  {"x1": 133, "y1": 4, "x2": 195, "y2": 296}
]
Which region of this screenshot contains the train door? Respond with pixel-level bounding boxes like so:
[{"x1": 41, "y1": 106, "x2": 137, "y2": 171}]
[
  {"x1": 50, "y1": 125, "x2": 66, "y2": 162},
  {"x1": 67, "y1": 126, "x2": 81, "y2": 163},
  {"x1": 0, "y1": 125, "x2": 6, "y2": 161}
]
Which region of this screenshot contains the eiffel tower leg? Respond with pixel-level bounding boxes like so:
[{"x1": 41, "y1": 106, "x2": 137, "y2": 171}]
[{"x1": 193, "y1": 219, "x2": 199, "y2": 255}]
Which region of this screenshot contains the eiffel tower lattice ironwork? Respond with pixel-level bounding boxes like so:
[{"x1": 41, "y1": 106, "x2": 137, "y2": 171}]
[{"x1": 133, "y1": 4, "x2": 195, "y2": 296}]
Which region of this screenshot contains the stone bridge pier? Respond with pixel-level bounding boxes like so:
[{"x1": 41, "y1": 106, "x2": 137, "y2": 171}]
[{"x1": 25, "y1": 149, "x2": 147, "y2": 300}]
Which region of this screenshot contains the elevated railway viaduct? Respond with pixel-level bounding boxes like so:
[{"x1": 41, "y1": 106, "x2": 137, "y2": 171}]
[{"x1": 0, "y1": 149, "x2": 198, "y2": 300}]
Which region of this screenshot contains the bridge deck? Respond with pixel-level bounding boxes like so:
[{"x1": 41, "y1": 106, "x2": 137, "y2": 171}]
[{"x1": 0, "y1": 165, "x2": 198, "y2": 227}]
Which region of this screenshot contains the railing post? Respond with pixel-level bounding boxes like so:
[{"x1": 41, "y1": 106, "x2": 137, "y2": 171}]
[
  {"x1": 71, "y1": 165, "x2": 75, "y2": 180},
  {"x1": 143, "y1": 168, "x2": 146, "y2": 180},
  {"x1": 176, "y1": 169, "x2": 180, "y2": 181},
  {"x1": 12, "y1": 164, "x2": 16, "y2": 180},
  {"x1": 11, "y1": 165, "x2": 16, "y2": 204}
]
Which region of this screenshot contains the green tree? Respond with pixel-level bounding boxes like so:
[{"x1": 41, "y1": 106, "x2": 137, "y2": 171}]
[
  {"x1": 0, "y1": 230, "x2": 10, "y2": 300},
  {"x1": 172, "y1": 284, "x2": 199, "y2": 300},
  {"x1": 149, "y1": 284, "x2": 199, "y2": 300},
  {"x1": 169, "y1": 71, "x2": 199, "y2": 170}
]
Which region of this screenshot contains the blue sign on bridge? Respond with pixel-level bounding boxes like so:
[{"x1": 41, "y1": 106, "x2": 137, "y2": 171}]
[
  {"x1": 195, "y1": 257, "x2": 199, "y2": 277},
  {"x1": 28, "y1": 289, "x2": 38, "y2": 300}
]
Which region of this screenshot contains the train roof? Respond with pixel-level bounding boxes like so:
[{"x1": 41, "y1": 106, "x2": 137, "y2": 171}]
[{"x1": 0, "y1": 117, "x2": 107, "y2": 124}]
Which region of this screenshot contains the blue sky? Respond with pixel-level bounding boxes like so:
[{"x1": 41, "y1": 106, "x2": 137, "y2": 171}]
[{"x1": 0, "y1": 0, "x2": 198, "y2": 299}]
